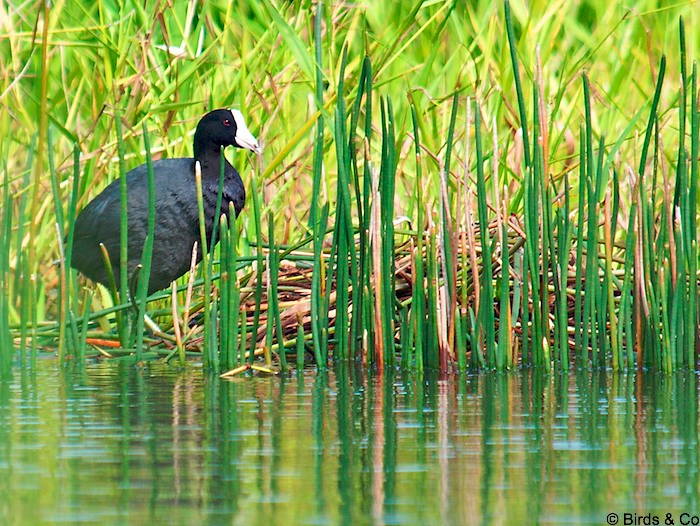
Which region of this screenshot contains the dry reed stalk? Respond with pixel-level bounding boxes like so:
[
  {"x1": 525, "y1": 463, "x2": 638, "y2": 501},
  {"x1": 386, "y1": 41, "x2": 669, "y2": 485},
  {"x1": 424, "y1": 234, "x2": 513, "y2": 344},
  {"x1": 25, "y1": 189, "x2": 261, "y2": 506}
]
[{"x1": 370, "y1": 168, "x2": 384, "y2": 371}]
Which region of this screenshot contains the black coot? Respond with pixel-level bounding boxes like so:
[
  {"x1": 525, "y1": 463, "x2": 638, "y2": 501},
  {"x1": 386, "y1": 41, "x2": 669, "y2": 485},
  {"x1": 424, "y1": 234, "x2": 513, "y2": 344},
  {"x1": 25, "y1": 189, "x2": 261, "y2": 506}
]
[{"x1": 71, "y1": 109, "x2": 260, "y2": 294}]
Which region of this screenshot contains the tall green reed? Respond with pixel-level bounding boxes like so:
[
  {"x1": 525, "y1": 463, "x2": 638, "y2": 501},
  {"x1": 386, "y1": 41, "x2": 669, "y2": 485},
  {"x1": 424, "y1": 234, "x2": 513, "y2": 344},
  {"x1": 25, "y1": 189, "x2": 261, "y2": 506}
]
[
  {"x1": 310, "y1": 0, "x2": 328, "y2": 368},
  {"x1": 0, "y1": 168, "x2": 12, "y2": 365},
  {"x1": 4, "y1": 1, "x2": 699, "y2": 376},
  {"x1": 133, "y1": 123, "x2": 157, "y2": 362}
]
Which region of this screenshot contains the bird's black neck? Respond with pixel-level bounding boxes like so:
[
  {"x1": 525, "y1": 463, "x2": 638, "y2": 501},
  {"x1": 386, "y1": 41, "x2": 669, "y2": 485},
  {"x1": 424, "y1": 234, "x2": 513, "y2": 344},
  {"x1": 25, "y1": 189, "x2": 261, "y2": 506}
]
[{"x1": 193, "y1": 134, "x2": 228, "y2": 177}]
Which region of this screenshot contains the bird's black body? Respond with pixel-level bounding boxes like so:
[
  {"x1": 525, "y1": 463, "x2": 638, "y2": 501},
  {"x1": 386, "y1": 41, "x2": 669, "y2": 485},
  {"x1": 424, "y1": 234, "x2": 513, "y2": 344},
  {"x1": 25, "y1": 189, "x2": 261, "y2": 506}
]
[{"x1": 71, "y1": 109, "x2": 258, "y2": 295}]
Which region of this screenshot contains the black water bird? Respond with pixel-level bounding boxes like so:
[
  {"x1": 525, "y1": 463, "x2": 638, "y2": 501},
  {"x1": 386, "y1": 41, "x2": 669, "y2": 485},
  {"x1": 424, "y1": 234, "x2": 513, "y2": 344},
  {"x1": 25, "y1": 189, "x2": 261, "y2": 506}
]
[{"x1": 71, "y1": 109, "x2": 260, "y2": 294}]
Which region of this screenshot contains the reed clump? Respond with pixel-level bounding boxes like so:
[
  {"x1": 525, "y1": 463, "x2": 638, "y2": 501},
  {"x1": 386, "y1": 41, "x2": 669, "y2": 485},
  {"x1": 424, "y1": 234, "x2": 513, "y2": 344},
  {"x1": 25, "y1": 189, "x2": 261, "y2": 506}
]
[{"x1": 0, "y1": 1, "x2": 697, "y2": 374}]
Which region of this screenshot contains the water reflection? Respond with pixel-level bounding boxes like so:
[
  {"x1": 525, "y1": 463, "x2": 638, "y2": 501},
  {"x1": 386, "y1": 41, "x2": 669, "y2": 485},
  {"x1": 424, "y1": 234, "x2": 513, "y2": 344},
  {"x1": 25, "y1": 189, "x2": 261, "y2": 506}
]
[{"x1": 0, "y1": 362, "x2": 698, "y2": 525}]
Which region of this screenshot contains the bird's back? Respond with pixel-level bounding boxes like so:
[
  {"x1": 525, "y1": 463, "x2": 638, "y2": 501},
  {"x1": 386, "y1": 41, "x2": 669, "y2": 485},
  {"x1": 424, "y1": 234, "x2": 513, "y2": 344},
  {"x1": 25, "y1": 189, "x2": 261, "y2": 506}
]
[{"x1": 71, "y1": 158, "x2": 244, "y2": 294}]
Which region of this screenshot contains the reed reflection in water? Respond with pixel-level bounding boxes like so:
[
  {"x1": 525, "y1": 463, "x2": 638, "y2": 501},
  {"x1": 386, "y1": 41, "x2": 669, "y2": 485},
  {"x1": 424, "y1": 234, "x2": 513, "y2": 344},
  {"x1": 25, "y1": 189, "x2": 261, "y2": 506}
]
[{"x1": 0, "y1": 361, "x2": 698, "y2": 525}]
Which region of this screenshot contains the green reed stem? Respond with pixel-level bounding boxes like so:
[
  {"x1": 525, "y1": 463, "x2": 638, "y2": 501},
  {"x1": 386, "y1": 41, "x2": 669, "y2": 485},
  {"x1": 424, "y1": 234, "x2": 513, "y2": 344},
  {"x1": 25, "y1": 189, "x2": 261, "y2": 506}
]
[
  {"x1": 115, "y1": 110, "x2": 130, "y2": 347},
  {"x1": 348, "y1": 55, "x2": 370, "y2": 356},
  {"x1": 195, "y1": 161, "x2": 215, "y2": 371},
  {"x1": 228, "y1": 202, "x2": 242, "y2": 367},
  {"x1": 474, "y1": 99, "x2": 495, "y2": 366},
  {"x1": 0, "y1": 168, "x2": 12, "y2": 361},
  {"x1": 250, "y1": 176, "x2": 265, "y2": 366},
  {"x1": 47, "y1": 128, "x2": 67, "y2": 361},
  {"x1": 332, "y1": 45, "x2": 352, "y2": 361},
  {"x1": 688, "y1": 63, "x2": 698, "y2": 365},
  {"x1": 296, "y1": 319, "x2": 305, "y2": 371},
  {"x1": 410, "y1": 101, "x2": 424, "y2": 373},
  {"x1": 64, "y1": 146, "x2": 81, "y2": 352},
  {"x1": 504, "y1": 0, "x2": 531, "y2": 169},
  {"x1": 310, "y1": 0, "x2": 327, "y2": 367},
  {"x1": 267, "y1": 212, "x2": 286, "y2": 370},
  {"x1": 379, "y1": 97, "x2": 397, "y2": 366},
  {"x1": 220, "y1": 214, "x2": 231, "y2": 368},
  {"x1": 132, "y1": 124, "x2": 156, "y2": 360}
]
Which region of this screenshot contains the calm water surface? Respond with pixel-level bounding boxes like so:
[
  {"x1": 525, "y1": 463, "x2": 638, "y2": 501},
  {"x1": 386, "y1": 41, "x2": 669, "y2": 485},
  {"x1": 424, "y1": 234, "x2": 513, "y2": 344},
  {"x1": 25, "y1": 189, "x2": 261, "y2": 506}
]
[{"x1": 0, "y1": 360, "x2": 698, "y2": 525}]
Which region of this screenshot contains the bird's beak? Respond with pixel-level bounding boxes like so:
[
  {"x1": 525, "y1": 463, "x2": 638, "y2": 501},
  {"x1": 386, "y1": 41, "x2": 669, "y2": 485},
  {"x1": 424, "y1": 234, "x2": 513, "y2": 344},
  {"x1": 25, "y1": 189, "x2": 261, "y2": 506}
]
[
  {"x1": 231, "y1": 109, "x2": 262, "y2": 154},
  {"x1": 236, "y1": 127, "x2": 262, "y2": 154}
]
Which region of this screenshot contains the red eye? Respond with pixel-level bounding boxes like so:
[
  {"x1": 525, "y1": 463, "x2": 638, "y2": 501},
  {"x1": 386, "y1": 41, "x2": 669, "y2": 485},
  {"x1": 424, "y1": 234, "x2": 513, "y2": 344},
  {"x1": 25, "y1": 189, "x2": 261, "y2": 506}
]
[{"x1": 223, "y1": 119, "x2": 232, "y2": 127}]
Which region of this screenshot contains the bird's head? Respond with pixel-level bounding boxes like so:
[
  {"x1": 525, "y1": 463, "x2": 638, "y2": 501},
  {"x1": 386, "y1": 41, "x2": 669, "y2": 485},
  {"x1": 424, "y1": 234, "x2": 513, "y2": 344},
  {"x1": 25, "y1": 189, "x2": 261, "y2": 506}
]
[{"x1": 196, "y1": 108, "x2": 261, "y2": 154}]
